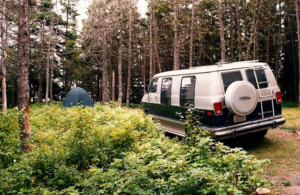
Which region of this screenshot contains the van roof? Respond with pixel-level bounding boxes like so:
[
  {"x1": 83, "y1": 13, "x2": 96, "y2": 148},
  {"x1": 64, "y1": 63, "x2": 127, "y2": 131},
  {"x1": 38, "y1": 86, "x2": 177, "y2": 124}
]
[{"x1": 153, "y1": 61, "x2": 267, "y2": 78}]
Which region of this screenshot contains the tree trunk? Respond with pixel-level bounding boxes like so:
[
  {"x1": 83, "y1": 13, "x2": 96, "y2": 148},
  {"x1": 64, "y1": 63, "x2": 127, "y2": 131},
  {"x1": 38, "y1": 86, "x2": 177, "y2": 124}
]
[
  {"x1": 112, "y1": 71, "x2": 115, "y2": 101},
  {"x1": 143, "y1": 33, "x2": 147, "y2": 95},
  {"x1": 218, "y1": 0, "x2": 226, "y2": 62},
  {"x1": 118, "y1": 27, "x2": 123, "y2": 107},
  {"x1": 38, "y1": 22, "x2": 45, "y2": 103},
  {"x1": 18, "y1": 0, "x2": 31, "y2": 151},
  {"x1": 295, "y1": 0, "x2": 300, "y2": 105},
  {"x1": 189, "y1": 0, "x2": 195, "y2": 68},
  {"x1": 45, "y1": 24, "x2": 51, "y2": 105},
  {"x1": 246, "y1": 0, "x2": 262, "y2": 60},
  {"x1": 173, "y1": 0, "x2": 180, "y2": 70},
  {"x1": 153, "y1": 4, "x2": 161, "y2": 72},
  {"x1": 149, "y1": 2, "x2": 154, "y2": 79},
  {"x1": 266, "y1": 0, "x2": 273, "y2": 65},
  {"x1": 230, "y1": 5, "x2": 234, "y2": 62},
  {"x1": 1, "y1": 0, "x2": 7, "y2": 111},
  {"x1": 50, "y1": 59, "x2": 53, "y2": 102},
  {"x1": 96, "y1": 71, "x2": 100, "y2": 102},
  {"x1": 102, "y1": 1, "x2": 108, "y2": 103},
  {"x1": 254, "y1": 25, "x2": 258, "y2": 60},
  {"x1": 275, "y1": 0, "x2": 281, "y2": 81},
  {"x1": 126, "y1": 2, "x2": 132, "y2": 107},
  {"x1": 64, "y1": 75, "x2": 68, "y2": 97},
  {"x1": 236, "y1": 0, "x2": 242, "y2": 61}
]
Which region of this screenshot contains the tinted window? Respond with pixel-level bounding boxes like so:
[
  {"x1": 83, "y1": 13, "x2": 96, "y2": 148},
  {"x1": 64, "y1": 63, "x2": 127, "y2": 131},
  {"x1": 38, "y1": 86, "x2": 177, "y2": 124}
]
[
  {"x1": 221, "y1": 71, "x2": 243, "y2": 91},
  {"x1": 180, "y1": 76, "x2": 196, "y2": 107},
  {"x1": 161, "y1": 78, "x2": 172, "y2": 106},
  {"x1": 246, "y1": 69, "x2": 268, "y2": 89},
  {"x1": 148, "y1": 78, "x2": 158, "y2": 93}
]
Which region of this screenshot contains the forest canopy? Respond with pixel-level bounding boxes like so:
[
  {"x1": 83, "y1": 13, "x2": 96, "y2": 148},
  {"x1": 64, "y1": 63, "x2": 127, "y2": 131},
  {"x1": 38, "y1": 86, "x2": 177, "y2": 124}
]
[{"x1": 1, "y1": 0, "x2": 300, "y2": 108}]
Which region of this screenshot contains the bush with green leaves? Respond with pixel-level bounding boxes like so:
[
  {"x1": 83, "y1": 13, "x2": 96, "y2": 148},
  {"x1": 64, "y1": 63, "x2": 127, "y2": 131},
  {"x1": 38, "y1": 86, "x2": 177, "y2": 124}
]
[
  {"x1": 0, "y1": 108, "x2": 21, "y2": 169},
  {"x1": 0, "y1": 103, "x2": 270, "y2": 194}
]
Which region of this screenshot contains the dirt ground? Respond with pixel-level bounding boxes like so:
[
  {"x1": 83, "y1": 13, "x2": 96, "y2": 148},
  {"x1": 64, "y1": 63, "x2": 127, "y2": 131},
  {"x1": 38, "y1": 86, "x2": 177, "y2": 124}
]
[{"x1": 229, "y1": 108, "x2": 300, "y2": 195}]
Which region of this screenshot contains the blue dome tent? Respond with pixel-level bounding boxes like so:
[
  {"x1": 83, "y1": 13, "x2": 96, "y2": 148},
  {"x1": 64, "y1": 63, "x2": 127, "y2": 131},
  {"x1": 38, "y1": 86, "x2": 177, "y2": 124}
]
[{"x1": 62, "y1": 87, "x2": 94, "y2": 108}]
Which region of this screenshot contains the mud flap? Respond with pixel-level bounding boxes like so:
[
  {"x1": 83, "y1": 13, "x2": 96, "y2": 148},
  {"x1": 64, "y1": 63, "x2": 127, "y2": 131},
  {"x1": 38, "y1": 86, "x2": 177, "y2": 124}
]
[
  {"x1": 272, "y1": 121, "x2": 276, "y2": 129},
  {"x1": 232, "y1": 130, "x2": 236, "y2": 138}
]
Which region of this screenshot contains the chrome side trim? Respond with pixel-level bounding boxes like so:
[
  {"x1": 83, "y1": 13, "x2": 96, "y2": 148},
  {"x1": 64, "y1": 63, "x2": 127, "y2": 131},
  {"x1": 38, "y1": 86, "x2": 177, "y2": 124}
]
[
  {"x1": 162, "y1": 128, "x2": 185, "y2": 137},
  {"x1": 152, "y1": 115, "x2": 183, "y2": 125}
]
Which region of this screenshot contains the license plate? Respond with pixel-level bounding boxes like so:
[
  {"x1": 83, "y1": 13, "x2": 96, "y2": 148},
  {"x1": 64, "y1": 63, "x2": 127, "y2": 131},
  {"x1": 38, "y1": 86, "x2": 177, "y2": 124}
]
[{"x1": 234, "y1": 115, "x2": 246, "y2": 123}]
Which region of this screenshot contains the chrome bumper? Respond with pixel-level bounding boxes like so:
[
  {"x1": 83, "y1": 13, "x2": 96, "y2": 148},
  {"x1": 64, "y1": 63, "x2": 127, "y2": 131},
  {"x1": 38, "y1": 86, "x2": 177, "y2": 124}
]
[{"x1": 209, "y1": 117, "x2": 286, "y2": 140}]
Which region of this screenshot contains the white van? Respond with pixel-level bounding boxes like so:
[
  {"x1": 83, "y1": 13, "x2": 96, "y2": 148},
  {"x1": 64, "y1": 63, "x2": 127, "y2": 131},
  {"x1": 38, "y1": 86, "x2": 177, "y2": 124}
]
[{"x1": 142, "y1": 61, "x2": 285, "y2": 140}]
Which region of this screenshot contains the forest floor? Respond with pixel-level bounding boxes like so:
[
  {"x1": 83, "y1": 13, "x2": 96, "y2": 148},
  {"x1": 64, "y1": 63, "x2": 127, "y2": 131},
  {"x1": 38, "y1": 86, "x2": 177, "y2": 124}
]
[{"x1": 228, "y1": 108, "x2": 300, "y2": 195}]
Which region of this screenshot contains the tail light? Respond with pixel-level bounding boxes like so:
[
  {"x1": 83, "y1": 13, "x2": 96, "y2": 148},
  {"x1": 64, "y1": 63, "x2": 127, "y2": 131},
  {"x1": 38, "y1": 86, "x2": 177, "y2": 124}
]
[
  {"x1": 214, "y1": 102, "x2": 223, "y2": 115},
  {"x1": 276, "y1": 91, "x2": 282, "y2": 104}
]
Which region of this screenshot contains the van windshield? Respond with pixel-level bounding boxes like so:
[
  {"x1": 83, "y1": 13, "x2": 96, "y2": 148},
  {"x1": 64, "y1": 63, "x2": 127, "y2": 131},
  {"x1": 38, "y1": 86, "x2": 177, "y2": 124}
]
[{"x1": 221, "y1": 71, "x2": 243, "y2": 92}]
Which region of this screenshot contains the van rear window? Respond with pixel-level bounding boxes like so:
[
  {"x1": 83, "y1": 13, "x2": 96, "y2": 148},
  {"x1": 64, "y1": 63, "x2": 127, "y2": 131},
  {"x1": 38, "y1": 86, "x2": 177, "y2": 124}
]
[
  {"x1": 221, "y1": 71, "x2": 243, "y2": 92},
  {"x1": 161, "y1": 78, "x2": 172, "y2": 106},
  {"x1": 246, "y1": 69, "x2": 268, "y2": 89},
  {"x1": 180, "y1": 76, "x2": 196, "y2": 107}
]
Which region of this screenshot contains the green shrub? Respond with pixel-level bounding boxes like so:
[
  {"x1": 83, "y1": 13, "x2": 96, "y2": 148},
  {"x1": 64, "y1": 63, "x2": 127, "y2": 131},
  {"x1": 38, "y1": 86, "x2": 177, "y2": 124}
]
[
  {"x1": 282, "y1": 101, "x2": 298, "y2": 108},
  {"x1": 0, "y1": 108, "x2": 21, "y2": 169},
  {"x1": 0, "y1": 103, "x2": 270, "y2": 194},
  {"x1": 283, "y1": 181, "x2": 291, "y2": 187}
]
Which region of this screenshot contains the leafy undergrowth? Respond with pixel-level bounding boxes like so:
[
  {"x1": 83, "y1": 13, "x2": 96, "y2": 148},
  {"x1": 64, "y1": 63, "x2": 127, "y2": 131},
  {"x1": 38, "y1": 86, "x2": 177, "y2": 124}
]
[{"x1": 0, "y1": 103, "x2": 270, "y2": 194}]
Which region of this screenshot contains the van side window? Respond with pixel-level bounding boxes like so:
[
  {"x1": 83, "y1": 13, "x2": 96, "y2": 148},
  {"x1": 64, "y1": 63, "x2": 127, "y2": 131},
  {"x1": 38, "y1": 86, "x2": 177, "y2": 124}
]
[
  {"x1": 221, "y1": 71, "x2": 243, "y2": 92},
  {"x1": 180, "y1": 76, "x2": 196, "y2": 107},
  {"x1": 148, "y1": 78, "x2": 158, "y2": 93},
  {"x1": 246, "y1": 69, "x2": 268, "y2": 89},
  {"x1": 161, "y1": 78, "x2": 172, "y2": 106}
]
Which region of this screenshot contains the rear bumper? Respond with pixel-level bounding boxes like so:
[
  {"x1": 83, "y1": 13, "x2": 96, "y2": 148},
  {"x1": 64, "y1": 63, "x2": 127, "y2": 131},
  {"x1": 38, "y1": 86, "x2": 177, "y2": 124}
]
[{"x1": 209, "y1": 117, "x2": 286, "y2": 140}]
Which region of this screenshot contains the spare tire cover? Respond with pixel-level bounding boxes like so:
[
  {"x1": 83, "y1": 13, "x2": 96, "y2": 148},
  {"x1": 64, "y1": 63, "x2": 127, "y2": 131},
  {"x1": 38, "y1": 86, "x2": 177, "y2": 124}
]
[{"x1": 225, "y1": 81, "x2": 258, "y2": 116}]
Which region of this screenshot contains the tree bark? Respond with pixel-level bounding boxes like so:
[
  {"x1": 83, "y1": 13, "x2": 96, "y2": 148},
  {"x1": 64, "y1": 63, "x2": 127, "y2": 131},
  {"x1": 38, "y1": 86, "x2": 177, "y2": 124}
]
[
  {"x1": 45, "y1": 24, "x2": 51, "y2": 105},
  {"x1": 173, "y1": 0, "x2": 180, "y2": 70},
  {"x1": 126, "y1": 1, "x2": 132, "y2": 107},
  {"x1": 38, "y1": 21, "x2": 45, "y2": 103},
  {"x1": 149, "y1": 2, "x2": 154, "y2": 79},
  {"x1": 236, "y1": 0, "x2": 242, "y2": 61},
  {"x1": 118, "y1": 27, "x2": 123, "y2": 107},
  {"x1": 295, "y1": 0, "x2": 300, "y2": 105},
  {"x1": 18, "y1": 0, "x2": 31, "y2": 151},
  {"x1": 266, "y1": 0, "x2": 273, "y2": 65},
  {"x1": 230, "y1": 5, "x2": 234, "y2": 62},
  {"x1": 152, "y1": 3, "x2": 161, "y2": 72},
  {"x1": 189, "y1": 0, "x2": 195, "y2": 68},
  {"x1": 96, "y1": 71, "x2": 100, "y2": 102},
  {"x1": 50, "y1": 59, "x2": 53, "y2": 102},
  {"x1": 143, "y1": 34, "x2": 147, "y2": 95},
  {"x1": 102, "y1": 0, "x2": 109, "y2": 103},
  {"x1": 218, "y1": 0, "x2": 226, "y2": 62},
  {"x1": 112, "y1": 71, "x2": 115, "y2": 101},
  {"x1": 246, "y1": 0, "x2": 262, "y2": 60},
  {"x1": 1, "y1": 0, "x2": 7, "y2": 111},
  {"x1": 275, "y1": 0, "x2": 281, "y2": 81},
  {"x1": 38, "y1": 71, "x2": 43, "y2": 102}
]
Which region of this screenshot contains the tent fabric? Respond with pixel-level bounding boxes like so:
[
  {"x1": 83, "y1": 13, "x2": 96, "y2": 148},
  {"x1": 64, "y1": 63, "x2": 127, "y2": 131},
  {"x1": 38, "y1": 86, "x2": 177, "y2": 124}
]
[{"x1": 63, "y1": 87, "x2": 94, "y2": 108}]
